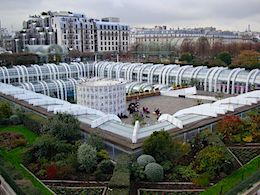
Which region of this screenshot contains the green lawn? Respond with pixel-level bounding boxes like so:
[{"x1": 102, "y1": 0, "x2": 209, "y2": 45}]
[
  {"x1": 0, "y1": 125, "x2": 53, "y2": 195},
  {"x1": 202, "y1": 155, "x2": 260, "y2": 195}
]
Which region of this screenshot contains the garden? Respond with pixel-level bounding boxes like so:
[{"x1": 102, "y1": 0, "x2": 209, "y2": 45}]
[
  {"x1": 129, "y1": 108, "x2": 260, "y2": 194},
  {"x1": 1, "y1": 99, "x2": 259, "y2": 194},
  {"x1": 0, "y1": 100, "x2": 116, "y2": 194},
  {"x1": 130, "y1": 130, "x2": 238, "y2": 187}
]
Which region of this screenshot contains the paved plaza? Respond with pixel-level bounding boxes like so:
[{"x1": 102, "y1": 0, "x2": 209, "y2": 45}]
[{"x1": 122, "y1": 95, "x2": 211, "y2": 125}]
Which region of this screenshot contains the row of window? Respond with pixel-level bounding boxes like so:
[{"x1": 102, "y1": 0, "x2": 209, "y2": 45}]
[
  {"x1": 99, "y1": 25, "x2": 128, "y2": 31},
  {"x1": 99, "y1": 46, "x2": 128, "y2": 51}
]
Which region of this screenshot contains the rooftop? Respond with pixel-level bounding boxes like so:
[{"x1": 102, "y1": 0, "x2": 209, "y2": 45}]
[
  {"x1": 0, "y1": 82, "x2": 259, "y2": 151},
  {"x1": 77, "y1": 79, "x2": 125, "y2": 87},
  {"x1": 122, "y1": 96, "x2": 211, "y2": 125}
]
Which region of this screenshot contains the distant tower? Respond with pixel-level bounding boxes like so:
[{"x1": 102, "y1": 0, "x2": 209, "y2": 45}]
[{"x1": 248, "y1": 24, "x2": 251, "y2": 32}]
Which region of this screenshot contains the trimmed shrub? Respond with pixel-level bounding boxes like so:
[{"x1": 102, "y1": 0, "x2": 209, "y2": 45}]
[
  {"x1": 144, "y1": 162, "x2": 164, "y2": 182},
  {"x1": 9, "y1": 114, "x2": 21, "y2": 125},
  {"x1": 97, "y1": 160, "x2": 115, "y2": 174},
  {"x1": 137, "y1": 154, "x2": 156, "y2": 167},
  {"x1": 77, "y1": 143, "x2": 97, "y2": 173}
]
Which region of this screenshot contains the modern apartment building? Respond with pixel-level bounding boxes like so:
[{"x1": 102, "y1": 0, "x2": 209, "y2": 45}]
[{"x1": 12, "y1": 11, "x2": 130, "y2": 53}]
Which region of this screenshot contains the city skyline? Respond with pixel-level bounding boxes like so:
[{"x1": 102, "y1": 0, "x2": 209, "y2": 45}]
[{"x1": 1, "y1": 0, "x2": 260, "y2": 32}]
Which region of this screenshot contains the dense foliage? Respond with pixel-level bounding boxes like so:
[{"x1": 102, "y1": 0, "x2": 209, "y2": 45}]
[
  {"x1": 42, "y1": 113, "x2": 82, "y2": 143},
  {"x1": 217, "y1": 110, "x2": 260, "y2": 143},
  {"x1": 143, "y1": 130, "x2": 190, "y2": 163},
  {"x1": 0, "y1": 101, "x2": 12, "y2": 119},
  {"x1": 77, "y1": 143, "x2": 97, "y2": 173}
]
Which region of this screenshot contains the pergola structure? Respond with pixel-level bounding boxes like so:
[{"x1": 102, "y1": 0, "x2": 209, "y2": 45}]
[
  {"x1": 94, "y1": 62, "x2": 260, "y2": 94},
  {"x1": 0, "y1": 62, "x2": 259, "y2": 96}
]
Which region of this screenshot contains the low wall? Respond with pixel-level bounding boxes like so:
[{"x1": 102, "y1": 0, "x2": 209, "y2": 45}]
[{"x1": 0, "y1": 175, "x2": 16, "y2": 195}]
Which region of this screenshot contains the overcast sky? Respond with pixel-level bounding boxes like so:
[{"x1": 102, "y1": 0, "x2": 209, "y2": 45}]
[{"x1": 1, "y1": 0, "x2": 260, "y2": 32}]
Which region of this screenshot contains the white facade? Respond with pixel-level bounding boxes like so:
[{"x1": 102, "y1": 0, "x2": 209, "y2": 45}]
[
  {"x1": 14, "y1": 11, "x2": 130, "y2": 53},
  {"x1": 76, "y1": 79, "x2": 126, "y2": 115}
]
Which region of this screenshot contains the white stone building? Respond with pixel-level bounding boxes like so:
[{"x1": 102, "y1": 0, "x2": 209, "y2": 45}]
[{"x1": 76, "y1": 79, "x2": 126, "y2": 115}]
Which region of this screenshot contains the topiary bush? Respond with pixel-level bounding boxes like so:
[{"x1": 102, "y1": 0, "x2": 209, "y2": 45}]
[
  {"x1": 137, "y1": 154, "x2": 156, "y2": 167},
  {"x1": 144, "y1": 162, "x2": 164, "y2": 182},
  {"x1": 9, "y1": 114, "x2": 21, "y2": 125},
  {"x1": 97, "y1": 160, "x2": 115, "y2": 174}
]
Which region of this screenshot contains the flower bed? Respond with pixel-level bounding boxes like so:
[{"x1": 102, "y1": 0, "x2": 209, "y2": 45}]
[
  {"x1": 0, "y1": 132, "x2": 26, "y2": 150},
  {"x1": 229, "y1": 147, "x2": 260, "y2": 165}
]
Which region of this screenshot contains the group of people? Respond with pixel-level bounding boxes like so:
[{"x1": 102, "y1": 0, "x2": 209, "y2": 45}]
[{"x1": 127, "y1": 100, "x2": 162, "y2": 120}]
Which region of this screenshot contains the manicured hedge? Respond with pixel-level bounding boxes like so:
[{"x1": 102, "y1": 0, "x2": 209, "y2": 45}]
[{"x1": 108, "y1": 154, "x2": 130, "y2": 194}]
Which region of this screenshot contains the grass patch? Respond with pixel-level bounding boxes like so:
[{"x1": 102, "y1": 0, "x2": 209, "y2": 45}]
[
  {"x1": 202, "y1": 155, "x2": 260, "y2": 195},
  {"x1": 0, "y1": 125, "x2": 53, "y2": 195}
]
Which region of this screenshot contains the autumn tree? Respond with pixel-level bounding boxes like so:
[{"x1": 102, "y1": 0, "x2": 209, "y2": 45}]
[
  {"x1": 180, "y1": 41, "x2": 194, "y2": 55},
  {"x1": 211, "y1": 42, "x2": 224, "y2": 57},
  {"x1": 232, "y1": 50, "x2": 260, "y2": 69},
  {"x1": 195, "y1": 37, "x2": 210, "y2": 59},
  {"x1": 217, "y1": 115, "x2": 244, "y2": 142}
]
